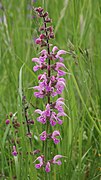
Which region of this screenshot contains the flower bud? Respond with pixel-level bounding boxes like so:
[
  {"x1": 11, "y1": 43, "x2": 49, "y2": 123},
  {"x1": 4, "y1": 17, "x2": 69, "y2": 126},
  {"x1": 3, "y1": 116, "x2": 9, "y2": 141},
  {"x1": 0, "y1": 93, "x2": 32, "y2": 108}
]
[{"x1": 5, "y1": 119, "x2": 10, "y2": 125}]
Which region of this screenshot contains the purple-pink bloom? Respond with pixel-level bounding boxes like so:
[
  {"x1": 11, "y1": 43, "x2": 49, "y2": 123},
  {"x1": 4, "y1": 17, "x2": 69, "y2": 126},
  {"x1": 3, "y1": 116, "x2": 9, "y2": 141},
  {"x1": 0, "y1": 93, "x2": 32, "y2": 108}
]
[
  {"x1": 35, "y1": 156, "x2": 44, "y2": 169},
  {"x1": 51, "y1": 130, "x2": 60, "y2": 144},
  {"x1": 12, "y1": 146, "x2": 17, "y2": 156},
  {"x1": 55, "y1": 79, "x2": 65, "y2": 95},
  {"x1": 32, "y1": 57, "x2": 47, "y2": 72},
  {"x1": 52, "y1": 155, "x2": 63, "y2": 165},
  {"x1": 50, "y1": 119, "x2": 57, "y2": 126},
  {"x1": 35, "y1": 104, "x2": 51, "y2": 124},
  {"x1": 5, "y1": 119, "x2": 10, "y2": 125},
  {"x1": 35, "y1": 38, "x2": 41, "y2": 44},
  {"x1": 40, "y1": 131, "x2": 47, "y2": 141},
  {"x1": 52, "y1": 46, "x2": 58, "y2": 54},
  {"x1": 54, "y1": 62, "x2": 66, "y2": 76},
  {"x1": 56, "y1": 50, "x2": 67, "y2": 62},
  {"x1": 55, "y1": 98, "x2": 64, "y2": 112},
  {"x1": 45, "y1": 162, "x2": 51, "y2": 172}
]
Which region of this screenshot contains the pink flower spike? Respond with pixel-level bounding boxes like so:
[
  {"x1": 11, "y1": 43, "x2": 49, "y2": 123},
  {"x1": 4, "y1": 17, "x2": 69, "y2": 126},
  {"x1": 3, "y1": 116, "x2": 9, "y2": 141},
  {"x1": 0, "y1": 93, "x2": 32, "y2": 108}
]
[
  {"x1": 52, "y1": 155, "x2": 63, "y2": 165},
  {"x1": 45, "y1": 162, "x2": 51, "y2": 173},
  {"x1": 12, "y1": 146, "x2": 17, "y2": 156},
  {"x1": 40, "y1": 131, "x2": 47, "y2": 141},
  {"x1": 34, "y1": 156, "x2": 44, "y2": 169}
]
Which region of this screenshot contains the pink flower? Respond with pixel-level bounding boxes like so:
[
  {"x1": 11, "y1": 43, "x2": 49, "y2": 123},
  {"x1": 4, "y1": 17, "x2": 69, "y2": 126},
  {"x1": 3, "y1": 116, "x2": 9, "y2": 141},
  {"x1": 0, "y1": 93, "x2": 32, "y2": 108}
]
[
  {"x1": 5, "y1": 119, "x2": 10, "y2": 125},
  {"x1": 56, "y1": 50, "x2": 67, "y2": 62},
  {"x1": 54, "y1": 62, "x2": 66, "y2": 76},
  {"x1": 55, "y1": 79, "x2": 65, "y2": 95},
  {"x1": 50, "y1": 119, "x2": 57, "y2": 126},
  {"x1": 32, "y1": 57, "x2": 47, "y2": 72},
  {"x1": 40, "y1": 131, "x2": 47, "y2": 141},
  {"x1": 35, "y1": 156, "x2": 44, "y2": 169},
  {"x1": 52, "y1": 155, "x2": 63, "y2": 165},
  {"x1": 40, "y1": 34, "x2": 46, "y2": 39},
  {"x1": 34, "y1": 78, "x2": 54, "y2": 98},
  {"x1": 51, "y1": 130, "x2": 60, "y2": 144},
  {"x1": 35, "y1": 104, "x2": 51, "y2": 124},
  {"x1": 52, "y1": 46, "x2": 58, "y2": 54},
  {"x1": 40, "y1": 49, "x2": 47, "y2": 56},
  {"x1": 12, "y1": 146, "x2": 17, "y2": 156},
  {"x1": 45, "y1": 162, "x2": 51, "y2": 172},
  {"x1": 55, "y1": 98, "x2": 64, "y2": 112},
  {"x1": 35, "y1": 38, "x2": 41, "y2": 44}
]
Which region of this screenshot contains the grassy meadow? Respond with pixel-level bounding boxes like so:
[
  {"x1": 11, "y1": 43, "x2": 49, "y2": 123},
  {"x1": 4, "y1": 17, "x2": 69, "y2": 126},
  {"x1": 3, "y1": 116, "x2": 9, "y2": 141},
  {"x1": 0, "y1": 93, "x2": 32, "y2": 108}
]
[{"x1": 0, "y1": 0, "x2": 101, "y2": 179}]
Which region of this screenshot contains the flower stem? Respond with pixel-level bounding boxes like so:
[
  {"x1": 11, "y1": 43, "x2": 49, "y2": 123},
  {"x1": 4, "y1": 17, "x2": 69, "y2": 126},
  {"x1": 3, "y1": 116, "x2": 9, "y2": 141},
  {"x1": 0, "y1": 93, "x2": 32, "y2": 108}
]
[{"x1": 43, "y1": 17, "x2": 51, "y2": 164}]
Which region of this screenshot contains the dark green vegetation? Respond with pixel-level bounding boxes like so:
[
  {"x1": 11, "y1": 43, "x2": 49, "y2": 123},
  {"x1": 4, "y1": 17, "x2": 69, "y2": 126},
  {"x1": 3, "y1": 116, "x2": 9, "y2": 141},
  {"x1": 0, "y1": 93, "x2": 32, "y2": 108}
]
[{"x1": 0, "y1": 0, "x2": 101, "y2": 179}]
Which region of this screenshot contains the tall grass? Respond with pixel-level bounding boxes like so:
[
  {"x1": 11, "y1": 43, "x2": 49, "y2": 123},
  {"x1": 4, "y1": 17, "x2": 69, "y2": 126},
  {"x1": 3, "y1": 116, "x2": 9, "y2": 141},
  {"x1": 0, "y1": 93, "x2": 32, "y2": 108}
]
[{"x1": 0, "y1": 0, "x2": 101, "y2": 179}]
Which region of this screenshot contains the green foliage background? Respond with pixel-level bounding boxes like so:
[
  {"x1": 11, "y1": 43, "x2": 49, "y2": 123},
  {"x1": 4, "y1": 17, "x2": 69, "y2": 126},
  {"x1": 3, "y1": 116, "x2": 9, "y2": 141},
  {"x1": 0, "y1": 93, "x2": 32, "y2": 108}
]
[{"x1": 0, "y1": 0, "x2": 101, "y2": 179}]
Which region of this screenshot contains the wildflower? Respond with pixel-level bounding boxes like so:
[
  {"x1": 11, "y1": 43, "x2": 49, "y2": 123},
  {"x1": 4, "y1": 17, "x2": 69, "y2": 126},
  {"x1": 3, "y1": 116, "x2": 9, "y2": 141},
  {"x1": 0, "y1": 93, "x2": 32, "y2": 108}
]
[
  {"x1": 34, "y1": 156, "x2": 44, "y2": 169},
  {"x1": 52, "y1": 155, "x2": 63, "y2": 165},
  {"x1": 45, "y1": 162, "x2": 51, "y2": 172},
  {"x1": 5, "y1": 119, "x2": 10, "y2": 125},
  {"x1": 40, "y1": 131, "x2": 47, "y2": 141},
  {"x1": 12, "y1": 146, "x2": 17, "y2": 156},
  {"x1": 54, "y1": 98, "x2": 64, "y2": 112},
  {"x1": 51, "y1": 130, "x2": 60, "y2": 144},
  {"x1": 32, "y1": 7, "x2": 67, "y2": 173},
  {"x1": 56, "y1": 50, "x2": 67, "y2": 62}
]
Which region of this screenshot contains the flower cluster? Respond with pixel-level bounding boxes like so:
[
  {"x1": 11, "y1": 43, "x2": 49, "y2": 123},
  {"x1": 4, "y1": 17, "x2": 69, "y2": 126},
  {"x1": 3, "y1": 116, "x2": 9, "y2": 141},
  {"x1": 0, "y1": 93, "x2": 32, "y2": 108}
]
[
  {"x1": 32, "y1": 7, "x2": 67, "y2": 172},
  {"x1": 34, "y1": 155, "x2": 63, "y2": 173}
]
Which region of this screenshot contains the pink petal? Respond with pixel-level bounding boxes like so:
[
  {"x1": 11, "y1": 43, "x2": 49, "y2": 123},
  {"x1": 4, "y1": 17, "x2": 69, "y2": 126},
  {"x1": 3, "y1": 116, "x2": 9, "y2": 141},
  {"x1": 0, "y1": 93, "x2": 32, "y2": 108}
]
[
  {"x1": 37, "y1": 116, "x2": 46, "y2": 124},
  {"x1": 40, "y1": 131, "x2": 47, "y2": 141},
  {"x1": 35, "y1": 109, "x2": 42, "y2": 115},
  {"x1": 34, "y1": 92, "x2": 44, "y2": 98},
  {"x1": 52, "y1": 46, "x2": 58, "y2": 54},
  {"x1": 45, "y1": 162, "x2": 51, "y2": 173},
  {"x1": 53, "y1": 155, "x2": 63, "y2": 165},
  {"x1": 53, "y1": 138, "x2": 60, "y2": 144},
  {"x1": 56, "y1": 62, "x2": 66, "y2": 69},
  {"x1": 50, "y1": 119, "x2": 57, "y2": 126},
  {"x1": 32, "y1": 58, "x2": 40, "y2": 63},
  {"x1": 33, "y1": 65, "x2": 40, "y2": 72},
  {"x1": 58, "y1": 70, "x2": 66, "y2": 76},
  {"x1": 40, "y1": 49, "x2": 47, "y2": 56},
  {"x1": 57, "y1": 50, "x2": 67, "y2": 56},
  {"x1": 52, "y1": 130, "x2": 60, "y2": 138},
  {"x1": 35, "y1": 38, "x2": 41, "y2": 44},
  {"x1": 35, "y1": 164, "x2": 42, "y2": 169},
  {"x1": 56, "y1": 98, "x2": 64, "y2": 102},
  {"x1": 57, "y1": 112, "x2": 67, "y2": 117}
]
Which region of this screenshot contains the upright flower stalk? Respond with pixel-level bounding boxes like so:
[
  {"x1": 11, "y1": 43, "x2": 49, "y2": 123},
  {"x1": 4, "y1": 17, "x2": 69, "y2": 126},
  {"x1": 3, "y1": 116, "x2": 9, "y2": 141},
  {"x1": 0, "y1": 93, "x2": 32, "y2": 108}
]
[{"x1": 32, "y1": 7, "x2": 67, "y2": 173}]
